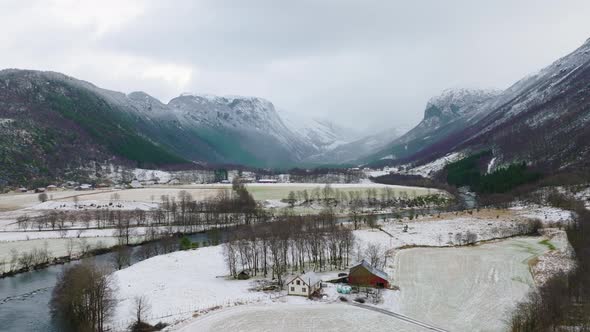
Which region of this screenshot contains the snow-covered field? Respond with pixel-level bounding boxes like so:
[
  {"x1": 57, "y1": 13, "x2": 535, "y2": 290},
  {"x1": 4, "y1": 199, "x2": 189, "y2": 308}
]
[
  {"x1": 510, "y1": 205, "x2": 574, "y2": 226},
  {"x1": 30, "y1": 200, "x2": 158, "y2": 211},
  {"x1": 0, "y1": 237, "x2": 119, "y2": 270},
  {"x1": 388, "y1": 237, "x2": 548, "y2": 332},
  {"x1": 176, "y1": 304, "x2": 425, "y2": 332},
  {"x1": 0, "y1": 183, "x2": 439, "y2": 212},
  {"x1": 355, "y1": 209, "x2": 544, "y2": 250},
  {"x1": 110, "y1": 235, "x2": 555, "y2": 332},
  {"x1": 111, "y1": 246, "x2": 267, "y2": 330}
]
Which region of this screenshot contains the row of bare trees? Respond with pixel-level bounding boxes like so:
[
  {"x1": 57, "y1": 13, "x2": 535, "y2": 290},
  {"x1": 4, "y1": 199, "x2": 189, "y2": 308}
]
[
  {"x1": 284, "y1": 185, "x2": 448, "y2": 210},
  {"x1": 223, "y1": 210, "x2": 355, "y2": 286}
]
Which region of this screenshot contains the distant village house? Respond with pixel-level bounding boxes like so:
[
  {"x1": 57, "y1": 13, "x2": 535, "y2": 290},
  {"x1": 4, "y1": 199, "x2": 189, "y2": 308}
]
[{"x1": 76, "y1": 184, "x2": 93, "y2": 191}]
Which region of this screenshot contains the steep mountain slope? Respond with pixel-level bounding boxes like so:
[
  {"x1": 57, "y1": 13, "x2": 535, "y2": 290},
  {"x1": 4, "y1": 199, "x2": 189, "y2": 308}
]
[
  {"x1": 371, "y1": 37, "x2": 590, "y2": 172},
  {"x1": 0, "y1": 69, "x2": 329, "y2": 186},
  {"x1": 366, "y1": 88, "x2": 501, "y2": 165},
  {"x1": 0, "y1": 69, "x2": 188, "y2": 186},
  {"x1": 163, "y1": 94, "x2": 315, "y2": 167}
]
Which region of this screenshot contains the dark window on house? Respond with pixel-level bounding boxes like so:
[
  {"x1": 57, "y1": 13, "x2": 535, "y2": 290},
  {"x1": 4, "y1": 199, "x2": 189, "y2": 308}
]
[
  {"x1": 302, "y1": 287, "x2": 306, "y2": 292},
  {"x1": 296, "y1": 280, "x2": 300, "y2": 285},
  {"x1": 291, "y1": 287, "x2": 295, "y2": 292}
]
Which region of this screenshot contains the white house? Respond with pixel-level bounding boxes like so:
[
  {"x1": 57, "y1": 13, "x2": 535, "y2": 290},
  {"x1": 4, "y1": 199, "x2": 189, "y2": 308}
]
[
  {"x1": 287, "y1": 272, "x2": 321, "y2": 297},
  {"x1": 129, "y1": 180, "x2": 143, "y2": 189}
]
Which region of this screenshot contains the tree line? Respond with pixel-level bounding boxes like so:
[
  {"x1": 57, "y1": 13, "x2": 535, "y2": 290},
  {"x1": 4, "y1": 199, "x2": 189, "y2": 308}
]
[
  {"x1": 283, "y1": 184, "x2": 449, "y2": 210},
  {"x1": 223, "y1": 210, "x2": 355, "y2": 286},
  {"x1": 510, "y1": 193, "x2": 590, "y2": 331}
]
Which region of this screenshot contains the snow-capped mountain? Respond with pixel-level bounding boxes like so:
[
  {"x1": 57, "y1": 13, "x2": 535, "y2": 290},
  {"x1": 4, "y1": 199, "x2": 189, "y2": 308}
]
[
  {"x1": 0, "y1": 68, "x2": 364, "y2": 184},
  {"x1": 368, "y1": 37, "x2": 590, "y2": 172},
  {"x1": 366, "y1": 88, "x2": 500, "y2": 164},
  {"x1": 278, "y1": 109, "x2": 358, "y2": 152},
  {"x1": 161, "y1": 93, "x2": 317, "y2": 166}
]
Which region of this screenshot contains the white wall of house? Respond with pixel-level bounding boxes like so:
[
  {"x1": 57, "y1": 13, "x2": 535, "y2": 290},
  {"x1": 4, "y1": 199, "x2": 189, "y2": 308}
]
[{"x1": 287, "y1": 277, "x2": 320, "y2": 296}]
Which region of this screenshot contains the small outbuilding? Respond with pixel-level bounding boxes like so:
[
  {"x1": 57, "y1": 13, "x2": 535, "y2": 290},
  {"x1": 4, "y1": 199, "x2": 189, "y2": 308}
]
[
  {"x1": 76, "y1": 184, "x2": 93, "y2": 191},
  {"x1": 129, "y1": 180, "x2": 143, "y2": 189},
  {"x1": 348, "y1": 260, "x2": 390, "y2": 288},
  {"x1": 287, "y1": 272, "x2": 321, "y2": 297},
  {"x1": 237, "y1": 270, "x2": 250, "y2": 280}
]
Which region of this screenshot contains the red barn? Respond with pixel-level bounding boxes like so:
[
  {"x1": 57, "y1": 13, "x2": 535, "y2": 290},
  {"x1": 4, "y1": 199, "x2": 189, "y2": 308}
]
[{"x1": 348, "y1": 260, "x2": 390, "y2": 288}]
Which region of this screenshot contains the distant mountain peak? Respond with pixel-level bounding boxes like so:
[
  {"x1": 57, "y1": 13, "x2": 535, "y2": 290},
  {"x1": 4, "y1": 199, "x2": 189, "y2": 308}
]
[
  {"x1": 421, "y1": 88, "x2": 501, "y2": 127},
  {"x1": 427, "y1": 88, "x2": 501, "y2": 108}
]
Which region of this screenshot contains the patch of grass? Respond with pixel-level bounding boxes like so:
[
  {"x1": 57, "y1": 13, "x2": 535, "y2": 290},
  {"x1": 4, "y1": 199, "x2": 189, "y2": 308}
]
[{"x1": 539, "y1": 239, "x2": 557, "y2": 251}]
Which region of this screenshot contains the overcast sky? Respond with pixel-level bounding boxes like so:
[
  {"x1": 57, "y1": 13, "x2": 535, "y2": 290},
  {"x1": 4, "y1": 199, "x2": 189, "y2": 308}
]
[{"x1": 2, "y1": 0, "x2": 590, "y2": 132}]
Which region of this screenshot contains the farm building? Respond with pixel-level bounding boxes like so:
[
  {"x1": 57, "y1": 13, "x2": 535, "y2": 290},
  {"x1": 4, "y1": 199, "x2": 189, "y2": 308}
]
[
  {"x1": 287, "y1": 272, "x2": 321, "y2": 297},
  {"x1": 237, "y1": 270, "x2": 250, "y2": 280},
  {"x1": 129, "y1": 180, "x2": 143, "y2": 188},
  {"x1": 257, "y1": 179, "x2": 277, "y2": 184},
  {"x1": 76, "y1": 184, "x2": 93, "y2": 191},
  {"x1": 348, "y1": 260, "x2": 390, "y2": 288}
]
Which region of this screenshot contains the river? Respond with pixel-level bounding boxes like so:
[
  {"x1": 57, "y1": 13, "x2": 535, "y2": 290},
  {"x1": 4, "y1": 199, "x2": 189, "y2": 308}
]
[{"x1": 0, "y1": 232, "x2": 212, "y2": 332}]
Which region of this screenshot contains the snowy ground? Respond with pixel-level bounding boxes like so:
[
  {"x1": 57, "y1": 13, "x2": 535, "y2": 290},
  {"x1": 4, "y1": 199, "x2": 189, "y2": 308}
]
[
  {"x1": 110, "y1": 246, "x2": 268, "y2": 330},
  {"x1": 175, "y1": 303, "x2": 425, "y2": 332},
  {"x1": 30, "y1": 200, "x2": 158, "y2": 211},
  {"x1": 0, "y1": 183, "x2": 439, "y2": 212},
  {"x1": 355, "y1": 208, "x2": 545, "y2": 250},
  {"x1": 0, "y1": 226, "x2": 165, "y2": 242},
  {"x1": 113, "y1": 236, "x2": 554, "y2": 332},
  {"x1": 102, "y1": 206, "x2": 575, "y2": 332},
  {"x1": 510, "y1": 204, "x2": 574, "y2": 226},
  {"x1": 387, "y1": 237, "x2": 549, "y2": 332},
  {"x1": 531, "y1": 228, "x2": 576, "y2": 285},
  {"x1": 0, "y1": 237, "x2": 119, "y2": 270}
]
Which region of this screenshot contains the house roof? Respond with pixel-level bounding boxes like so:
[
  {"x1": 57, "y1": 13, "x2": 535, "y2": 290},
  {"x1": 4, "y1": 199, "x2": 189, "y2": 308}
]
[
  {"x1": 289, "y1": 272, "x2": 321, "y2": 286},
  {"x1": 351, "y1": 260, "x2": 389, "y2": 280}
]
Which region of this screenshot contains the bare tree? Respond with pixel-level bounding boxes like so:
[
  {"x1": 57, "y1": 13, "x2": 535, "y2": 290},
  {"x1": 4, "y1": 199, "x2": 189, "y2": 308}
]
[
  {"x1": 130, "y1": 295, "x2": 152, "y2": 328},
  {"x1": 112, "y1": 246, "x2": 132, "y2": 270},
  {"x1": 365, "y1": 243, "x2": 387, "y2": 270},
  {"x1": 66, "y1": 239, "x2": 75, "y2": 258},
  {"x1": 50, "y1": 262, "x2": 116, "y2": 332}
]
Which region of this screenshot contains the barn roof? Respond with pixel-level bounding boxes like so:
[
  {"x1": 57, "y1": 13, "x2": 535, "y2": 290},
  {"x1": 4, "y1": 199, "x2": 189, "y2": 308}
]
[{"x1": 351, "y1": 260, "x2": 389, "y2": 280}]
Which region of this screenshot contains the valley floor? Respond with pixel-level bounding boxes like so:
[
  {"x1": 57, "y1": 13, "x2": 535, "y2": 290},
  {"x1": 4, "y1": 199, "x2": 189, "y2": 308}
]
[{"x1": 106, "y1": 207, "x2": 575, "y2": 332}]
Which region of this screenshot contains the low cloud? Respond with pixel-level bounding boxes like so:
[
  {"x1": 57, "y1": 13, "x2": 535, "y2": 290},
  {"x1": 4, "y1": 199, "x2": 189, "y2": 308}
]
[{"x1": 2, "y1": 0, "x2": 590, "y2": 131}]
